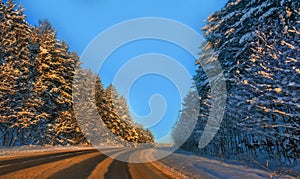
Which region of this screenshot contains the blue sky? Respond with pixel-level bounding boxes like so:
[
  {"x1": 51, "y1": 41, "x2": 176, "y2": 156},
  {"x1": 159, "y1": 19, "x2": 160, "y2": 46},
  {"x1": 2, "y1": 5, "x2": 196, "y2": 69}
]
[{"x1": 15, "y1": 0, "x2": 227, "y2": 143}]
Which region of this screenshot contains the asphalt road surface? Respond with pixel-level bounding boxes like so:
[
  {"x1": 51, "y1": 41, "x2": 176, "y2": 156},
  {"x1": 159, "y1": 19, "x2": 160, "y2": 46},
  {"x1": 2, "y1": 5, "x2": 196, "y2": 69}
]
[
  {"x1": 0, "y1": 147, "x2": 287, "y2": 179},
  {"x1": 0, "y1": 148, "x2": 172, "y2": 179}
]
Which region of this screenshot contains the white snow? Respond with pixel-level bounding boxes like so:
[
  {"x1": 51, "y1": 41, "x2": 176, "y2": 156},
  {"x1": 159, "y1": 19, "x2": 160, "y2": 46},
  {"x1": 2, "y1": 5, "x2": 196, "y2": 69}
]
[
  {"x1": 0, "y1": 145, "x2": 94, "y2": 158},
  {"x1": 239, "y1": 32, "x2": 257, "y2": 44},
  {"x1": 157, "y1": 149, "x2": 296, "y2": 178},
  {"x1": 258, "y1": 7, "x2": 280, "y2": 22}
]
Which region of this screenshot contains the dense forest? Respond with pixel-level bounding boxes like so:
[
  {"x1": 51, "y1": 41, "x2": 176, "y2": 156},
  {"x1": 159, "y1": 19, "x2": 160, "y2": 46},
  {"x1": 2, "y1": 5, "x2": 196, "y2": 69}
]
[
  {"x1": 173, "y1": 0, "x2": 299, "y2": 172},
  {"x1": 0, "y1": 0, "x2": 154, "y2": 147},
  {"x1": 1, "y1": 0, "x2": 299, "y2": 175}
]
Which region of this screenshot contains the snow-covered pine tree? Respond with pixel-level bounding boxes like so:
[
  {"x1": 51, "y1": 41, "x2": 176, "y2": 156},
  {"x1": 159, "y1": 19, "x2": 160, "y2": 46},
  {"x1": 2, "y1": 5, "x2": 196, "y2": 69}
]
[
  {"x1": 95, "y1": 84, "x2": 154, "y2": 144},
  {"x1": 172, "y1": 89, "x2": 199, "y2": 150},
  {"x1": 114, "y1": 96, "x2": 135, "y2": 126},
  {"x1": 234, "y1": 5, "x2": 300, "y2": 163},
  {"x1": 0, "y1": 0, "x2": 43, "y2": 146},
  {"x1": 32, "y1": 20, "x2": 84, "y2": 145},
  {"x1": 185, "y1": 0, "x2": 299, "y2": 168},
  {"x1": 72, "y1": 68, "x2": 109, "y2": 145}
]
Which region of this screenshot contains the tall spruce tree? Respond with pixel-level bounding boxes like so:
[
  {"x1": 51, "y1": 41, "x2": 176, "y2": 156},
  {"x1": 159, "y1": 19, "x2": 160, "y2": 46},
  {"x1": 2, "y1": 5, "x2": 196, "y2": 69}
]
[
  {"x1": 0, "y1": 0, "x2": 43, "y2": 146},
  {"x1": 172, "y1": 89, "x2": 199, "y2": 149},
  {"x1": 31, "y1": 20, "x2": 82, "y2": 145},
  {"x1": 179, "y1": 0, "x2": 300, "y2": 168}
]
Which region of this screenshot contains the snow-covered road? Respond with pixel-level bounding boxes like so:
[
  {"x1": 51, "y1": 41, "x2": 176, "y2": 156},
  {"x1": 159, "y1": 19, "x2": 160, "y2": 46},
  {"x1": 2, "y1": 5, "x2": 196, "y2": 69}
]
[{"x1": 0, "y1": 146, "x2": 296, "y2": 178}]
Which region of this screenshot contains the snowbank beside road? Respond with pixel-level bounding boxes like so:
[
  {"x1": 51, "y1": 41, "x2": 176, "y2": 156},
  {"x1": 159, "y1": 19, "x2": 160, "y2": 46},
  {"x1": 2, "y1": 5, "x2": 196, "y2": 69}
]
[
  {"x1": 156, "y1": 149, "x2": 295, "y2": 179},
  {"x1": 0, "y1": 145, "x2": 95, "y2": 159}
]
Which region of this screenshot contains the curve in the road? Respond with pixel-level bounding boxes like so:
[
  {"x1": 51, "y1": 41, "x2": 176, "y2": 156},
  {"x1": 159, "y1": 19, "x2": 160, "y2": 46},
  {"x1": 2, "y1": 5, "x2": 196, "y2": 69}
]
[{"x1": 0, "y1": 148, "x2": 174, "y2": 179}]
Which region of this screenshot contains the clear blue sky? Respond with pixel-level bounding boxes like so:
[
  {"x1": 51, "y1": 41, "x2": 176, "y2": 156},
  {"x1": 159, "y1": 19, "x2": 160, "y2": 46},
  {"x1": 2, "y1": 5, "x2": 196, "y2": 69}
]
[{"x1": 15, "y1": 0, "x2": 227, "y2": 143}]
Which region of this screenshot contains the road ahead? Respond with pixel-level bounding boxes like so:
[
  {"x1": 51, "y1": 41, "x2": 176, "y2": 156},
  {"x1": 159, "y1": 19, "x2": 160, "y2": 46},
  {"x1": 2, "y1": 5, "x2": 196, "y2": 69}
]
[
  {"x1": 0, "y1": 148, "x2": 172, "y2": 179},
  {"x1": 0, "y1": 147, "x2": 288, "y2": 179}
]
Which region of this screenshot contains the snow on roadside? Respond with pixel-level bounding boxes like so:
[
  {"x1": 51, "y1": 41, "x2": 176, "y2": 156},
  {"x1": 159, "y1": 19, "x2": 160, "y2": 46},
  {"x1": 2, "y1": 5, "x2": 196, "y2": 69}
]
[
  {"x1": 0, "y1": 143, "x2": 127, "y2": 159},
  {"x1": 156, "y1": 149, "x2": 295, "y2": 179},
  {"x1": 0, "y1": 145, "x2": 95, "y2": 158}
]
